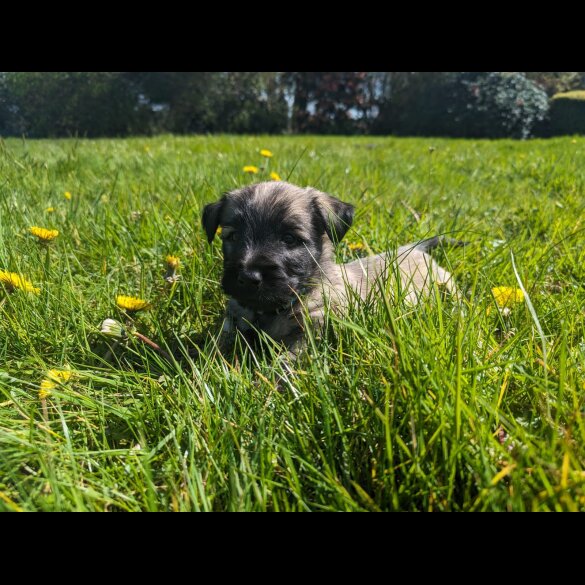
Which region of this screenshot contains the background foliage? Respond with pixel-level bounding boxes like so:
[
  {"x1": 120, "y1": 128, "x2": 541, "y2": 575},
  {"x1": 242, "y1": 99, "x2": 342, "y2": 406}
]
[
  {"x1": 1, "y1": 72, "x2": 584, "y2": 138},
  {"x1": 548, "y1": 91, "x2": 585, "y2": 136}
]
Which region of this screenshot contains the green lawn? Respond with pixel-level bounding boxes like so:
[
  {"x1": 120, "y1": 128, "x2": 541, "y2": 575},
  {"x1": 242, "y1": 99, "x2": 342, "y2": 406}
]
[{"x1": 1, "y1": 134, "x2": 584, "y2": 511}]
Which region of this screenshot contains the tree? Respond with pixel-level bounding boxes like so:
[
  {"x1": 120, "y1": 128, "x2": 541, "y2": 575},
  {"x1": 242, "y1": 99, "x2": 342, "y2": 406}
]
[
  {"x1": 132, "y1": 72, "x2": 288, "y2": 134},
  {"x1": 373, "y1": 72, "x2": 458, "y2": 135},
  {"x1": 454, "y1": 72, "x2": 550, "y2": 138},
  {"x1": 286, "y1": 72, "x2": 377, "y2": 134},
  {"x1": 524, "y1": 72, "x2": 585, "y2": 96},
  {"x1": 1, "y1": 72, "x2": 145, "y2": 137},
  {"x1": 373, "y1": 72, "x2": 549, "y2": 138},
  {"x1": 215, "y1": 72, "x2": 288, "y2": 133}
]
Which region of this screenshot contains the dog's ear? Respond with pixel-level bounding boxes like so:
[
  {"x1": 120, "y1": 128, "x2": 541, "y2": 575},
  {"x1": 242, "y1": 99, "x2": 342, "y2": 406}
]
[
  {"x1": 312, "y1": 190, "x2": 355, "y2": 243},
  {"x1": 202, "y1": 198, "x2": 225, "y2": 244}
]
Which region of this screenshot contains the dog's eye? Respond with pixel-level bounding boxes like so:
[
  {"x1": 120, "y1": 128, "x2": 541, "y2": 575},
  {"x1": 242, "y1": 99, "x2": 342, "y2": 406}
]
[
  {"x1": 282, "y1": 234, "x2": 298, "y2": 246},
  {"x1": 223, "y1": 230, "x2": 238, "y2": 242}
]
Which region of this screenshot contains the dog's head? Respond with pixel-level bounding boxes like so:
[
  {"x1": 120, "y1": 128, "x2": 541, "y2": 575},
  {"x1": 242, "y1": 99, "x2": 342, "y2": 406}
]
[{"x1": 202, "y1": 181, "x2": 354, "y2": 311}]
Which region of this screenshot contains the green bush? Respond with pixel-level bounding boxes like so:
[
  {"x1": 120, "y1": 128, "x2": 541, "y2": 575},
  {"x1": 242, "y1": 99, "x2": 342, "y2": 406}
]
[
  {"x1": 549, "y1": 91, "x2": 585, "y2": 135},
  {"x1": 456, "y1": 73, "x2": 550, "y2": 139},
  {"x1": 374, "y1": 72, "x2": 550, "y2": 139}
]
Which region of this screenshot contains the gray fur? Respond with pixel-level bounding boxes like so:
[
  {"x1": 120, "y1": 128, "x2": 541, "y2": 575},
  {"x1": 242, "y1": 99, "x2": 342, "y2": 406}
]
[{"x1": 202, "y1": 181, "x2": 458, "y2": 355}]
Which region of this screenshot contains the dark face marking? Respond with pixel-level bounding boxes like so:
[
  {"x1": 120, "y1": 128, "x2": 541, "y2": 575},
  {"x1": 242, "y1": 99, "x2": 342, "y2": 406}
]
[{"x1": 202, "y1": 182, "x2": 354, "y2": 311}]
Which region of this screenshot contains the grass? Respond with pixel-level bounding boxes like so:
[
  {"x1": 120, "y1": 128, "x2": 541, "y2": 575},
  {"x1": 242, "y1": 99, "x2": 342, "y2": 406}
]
[{"x1": 1, "y1": 134, "x2": 584, "y2": 511}]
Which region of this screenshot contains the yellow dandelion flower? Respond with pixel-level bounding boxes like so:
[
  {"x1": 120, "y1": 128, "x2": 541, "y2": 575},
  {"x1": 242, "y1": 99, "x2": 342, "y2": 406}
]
[
  {"x1": 491, "y1": 286, "x2": 525, "y2": 308},
  {"x1": 39, "y1": 368, "x2": 72, "y2": 399},
  {"x1": 0, "y1": 270, "x2": 40, "y2": 294},
  {"x1": 39, "y1": 378, "x2": 56, "y2": 399},
  {"x1": 116, "y1": 295, "x2": 151, "y2": 312},
  {"x1": 29, "y1": 226, "x2": 59, "y2": 242},
  {"x1": 165, "y1": 255, "x2": 180, "y2": 269},
  {"x1": 64, "y1": 191, "x2": 72, "y2": 200},
  {"x1": 243, "y1": 165, "x2": 259, "y2": 174},
  {"x1": 48, "y1": 369, "x2": 73, "y2": 384},
  {"x1": 260, "y1": 149, "x2": 273, "y2": 158},
  {"x1": 572, "y1": 139, "x2": 577, "y2": 144},
  {"x1": 348, "y1": 242, "x2": 365, "y2": 251},
  {"x1": 164, "y1": 255, "x2": 181, "y2": 284},
  {"x1": 46, "y1": 207, "x2": 55, "y2": 213},
  {"x1": 216, "y1": 226, "x2": 222, "y2": 236},
  {"x1": 270, "y1": 172, "x2": 282, "y2": 181}
]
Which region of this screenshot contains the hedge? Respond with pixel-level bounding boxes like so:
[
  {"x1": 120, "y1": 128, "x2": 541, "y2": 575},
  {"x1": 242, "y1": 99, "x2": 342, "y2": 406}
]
[{"x1": 549, "y1": 91, "x2": 585, "y2": 135}]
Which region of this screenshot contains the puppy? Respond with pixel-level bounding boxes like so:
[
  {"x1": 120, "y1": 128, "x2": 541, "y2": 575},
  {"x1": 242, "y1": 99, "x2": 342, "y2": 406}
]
[{"x1": 203, "y1": 181, "x2": 458, "y2": 355}]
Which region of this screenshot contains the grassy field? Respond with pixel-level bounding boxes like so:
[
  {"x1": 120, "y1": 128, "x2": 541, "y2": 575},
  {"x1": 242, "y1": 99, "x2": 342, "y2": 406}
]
[{"x1": 1, "y1": 134, "x2": 584, "y2": 511}]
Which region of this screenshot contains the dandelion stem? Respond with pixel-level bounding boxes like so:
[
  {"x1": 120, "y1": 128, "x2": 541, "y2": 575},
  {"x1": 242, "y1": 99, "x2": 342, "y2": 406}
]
[
  {"x1": 133, "y1": 331, "x2": 173, "y2": 362},
  {"x1": 41, "y1": 397, "x2": 49, "y2": 422},
  {"x1": 166, "y1": 279, "x2": 179, "y2": 305},
  {"x1": 43, "y1": 246, "x2": 51, "y2": 280}
]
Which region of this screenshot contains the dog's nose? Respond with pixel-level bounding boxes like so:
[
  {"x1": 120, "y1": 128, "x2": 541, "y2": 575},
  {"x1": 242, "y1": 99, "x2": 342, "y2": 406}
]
[{"x1": 237, "y1": 268, "x2": 263, "y2": 287}]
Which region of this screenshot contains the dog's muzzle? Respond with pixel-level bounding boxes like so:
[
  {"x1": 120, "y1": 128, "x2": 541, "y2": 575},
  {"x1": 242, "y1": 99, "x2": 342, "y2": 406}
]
[
  {"x1": 226, "y1": 262, "x2": 309, "y2": 313},
  {"x1": 237, "y1": 268, "x2": 263, "y2": 288},
  {"x1": 235, "y1": 259, "x2": 280, "y2": 292}
]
